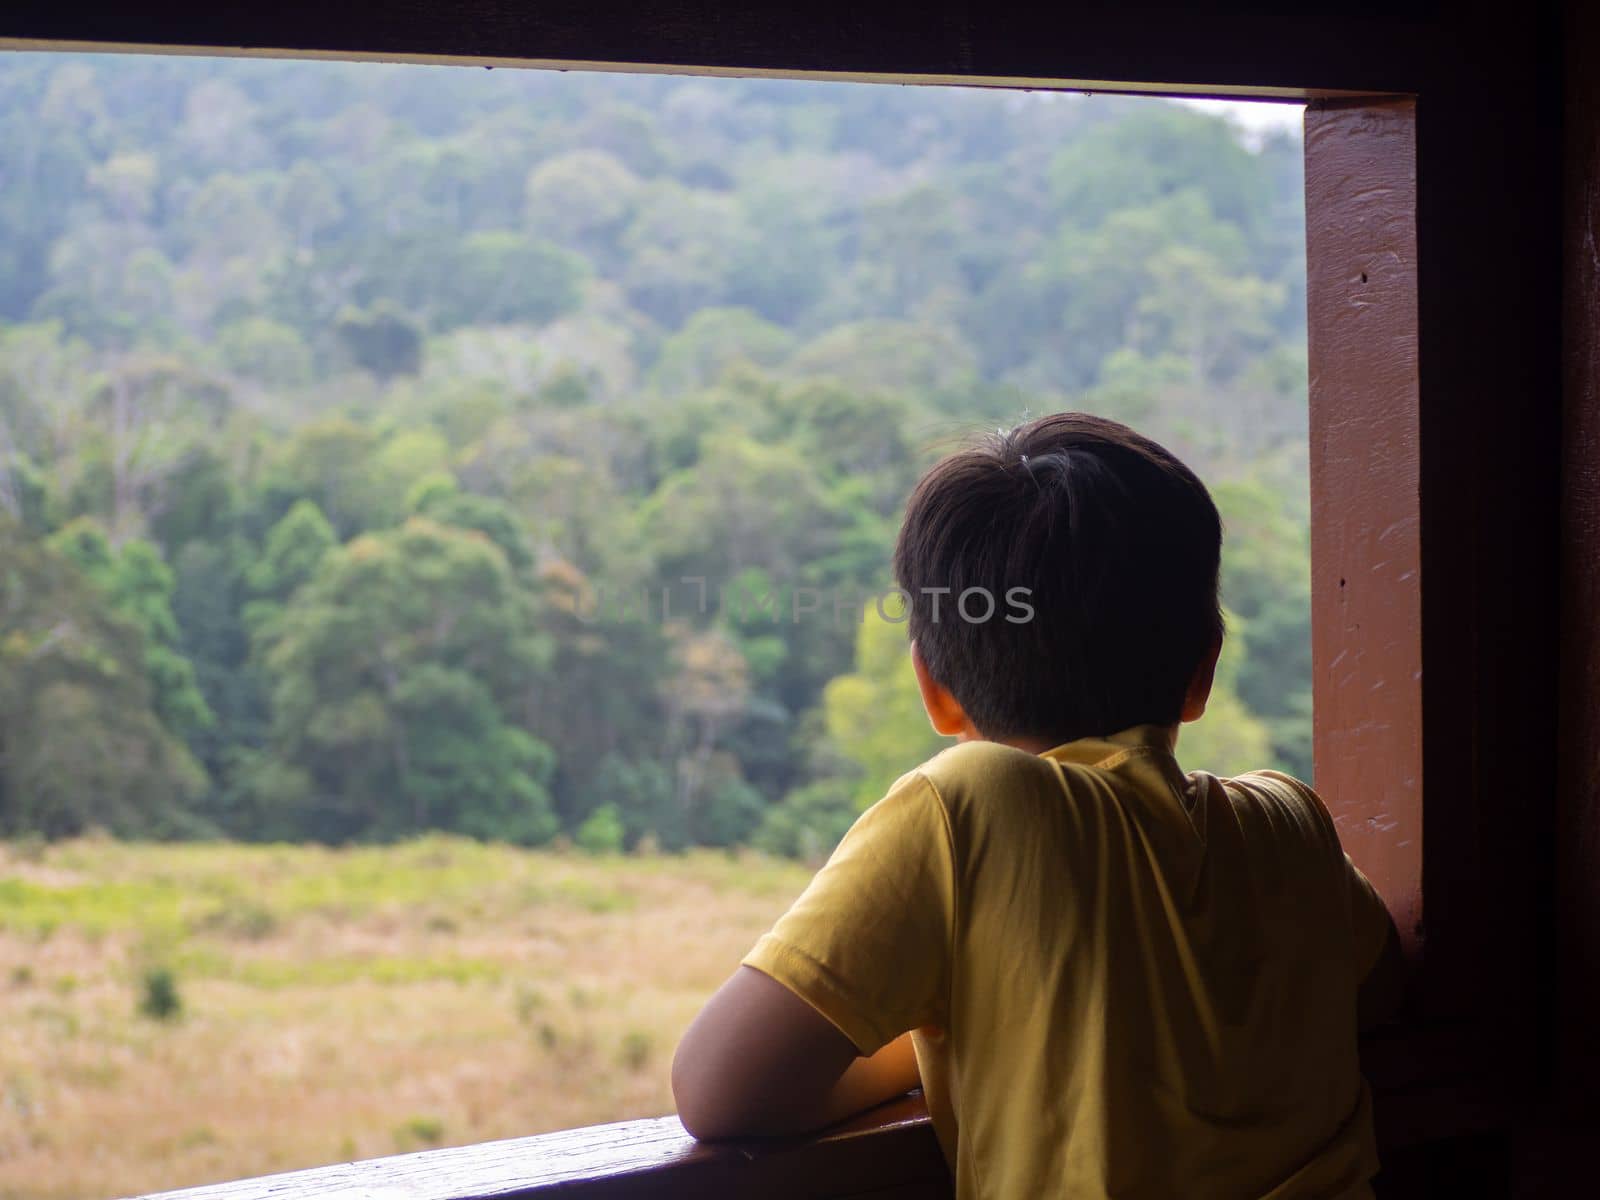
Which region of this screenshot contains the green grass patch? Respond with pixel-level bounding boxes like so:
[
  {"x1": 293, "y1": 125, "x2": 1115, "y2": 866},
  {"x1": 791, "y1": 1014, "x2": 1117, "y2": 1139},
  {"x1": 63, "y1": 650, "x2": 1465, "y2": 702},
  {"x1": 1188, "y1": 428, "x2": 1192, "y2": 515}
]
[
  {"x1": 219, "y1": 954, "x2": 504, "y2": 989},
  {"x1": 0, "y1": 837, "x2": 805, "y2": 949},
  {"x1": 0, "y1": 877, "x2": 191, "y2": 938}
]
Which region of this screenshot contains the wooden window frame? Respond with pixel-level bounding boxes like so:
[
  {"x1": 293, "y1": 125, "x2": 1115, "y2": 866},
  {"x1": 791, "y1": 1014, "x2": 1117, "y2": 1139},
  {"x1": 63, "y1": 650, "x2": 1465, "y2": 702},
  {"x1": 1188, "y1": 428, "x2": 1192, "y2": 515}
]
[
  {"x1": 1, "y1": 3, "x2": 1565, "y2": 1195},
  {"x1": 1305, "y1": 98, "x2": 1422, "y2": 954}
]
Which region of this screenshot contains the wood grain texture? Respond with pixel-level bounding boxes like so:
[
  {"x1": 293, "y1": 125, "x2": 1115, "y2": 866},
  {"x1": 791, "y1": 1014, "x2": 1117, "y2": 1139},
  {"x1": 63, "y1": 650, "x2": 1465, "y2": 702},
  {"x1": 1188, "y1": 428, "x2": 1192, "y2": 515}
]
[
  {"x1": 129, "y1": 1096, "x2": 952, "y2": 1200},
  {"x1": 1304, "y1": 99, "x2": 1423, "y2": 954}
]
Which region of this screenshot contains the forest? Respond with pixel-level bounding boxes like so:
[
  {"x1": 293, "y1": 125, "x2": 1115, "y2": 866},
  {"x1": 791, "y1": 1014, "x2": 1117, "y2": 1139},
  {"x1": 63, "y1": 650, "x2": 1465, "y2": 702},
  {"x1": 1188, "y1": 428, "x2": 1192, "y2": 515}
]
[{"x1": 0, "y1": 54, "x2": 1313, "y2": 856}]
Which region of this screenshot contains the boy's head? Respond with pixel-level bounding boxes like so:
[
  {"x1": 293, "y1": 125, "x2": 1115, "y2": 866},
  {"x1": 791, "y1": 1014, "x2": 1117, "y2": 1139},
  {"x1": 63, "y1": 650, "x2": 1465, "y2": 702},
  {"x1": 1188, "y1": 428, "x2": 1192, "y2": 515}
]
[{"x1": 892, "y1": 412, "x2": 1224, "y2": 748}]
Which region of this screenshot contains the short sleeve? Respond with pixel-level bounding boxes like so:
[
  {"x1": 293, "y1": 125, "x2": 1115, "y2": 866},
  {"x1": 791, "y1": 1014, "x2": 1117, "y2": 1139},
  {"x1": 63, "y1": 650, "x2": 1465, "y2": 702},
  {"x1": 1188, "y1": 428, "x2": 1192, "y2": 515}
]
[
  {"x1": 1245, "y1": 769, "x2": 1395, "y2": 978},
  {"x1": 741, "y1": 770, "x2": 956, "y2": 1056}
]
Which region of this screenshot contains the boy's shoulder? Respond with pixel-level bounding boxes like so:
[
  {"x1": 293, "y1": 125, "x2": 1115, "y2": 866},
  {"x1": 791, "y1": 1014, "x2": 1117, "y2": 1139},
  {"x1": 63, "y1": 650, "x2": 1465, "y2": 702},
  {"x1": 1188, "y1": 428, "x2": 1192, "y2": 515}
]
[
  {"x1": 907, "y1": 738, "x2": 1059, "y2": 792},
  {"x1": 886, "y1": 739, "x2": 1072, "y2": 829},
  {"x1": 1221, "y1": 767, "x2": 1319, "y2": 804},
  {"x1": 899, "y1": 744, "x2": 1336, "y2": 841},
  {"x1": 1212, "y1": 767, "x2": 1345, "y2": 853}
]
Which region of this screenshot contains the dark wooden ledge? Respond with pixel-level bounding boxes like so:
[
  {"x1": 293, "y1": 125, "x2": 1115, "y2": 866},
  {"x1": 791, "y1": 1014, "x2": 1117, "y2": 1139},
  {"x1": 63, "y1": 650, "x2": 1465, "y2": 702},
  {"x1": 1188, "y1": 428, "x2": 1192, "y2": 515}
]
[{"x1": 132, "y1": 1094, "x2": 952, "y2": 1200}]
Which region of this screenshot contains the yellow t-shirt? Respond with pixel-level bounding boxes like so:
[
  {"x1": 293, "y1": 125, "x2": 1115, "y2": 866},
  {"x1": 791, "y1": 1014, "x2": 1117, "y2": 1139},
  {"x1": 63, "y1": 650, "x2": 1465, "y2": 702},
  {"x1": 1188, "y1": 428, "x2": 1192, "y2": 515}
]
[{"x1": 742, "y1": 725, "x2": 1392, "y2": 1200}]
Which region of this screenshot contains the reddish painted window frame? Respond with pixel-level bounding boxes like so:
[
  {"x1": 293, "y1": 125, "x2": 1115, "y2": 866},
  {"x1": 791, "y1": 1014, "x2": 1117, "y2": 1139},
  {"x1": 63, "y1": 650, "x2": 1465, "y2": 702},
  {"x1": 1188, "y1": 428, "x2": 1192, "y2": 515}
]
[{"x1": 1305, "y1": 98, "x2": 1423, "y2": 954}]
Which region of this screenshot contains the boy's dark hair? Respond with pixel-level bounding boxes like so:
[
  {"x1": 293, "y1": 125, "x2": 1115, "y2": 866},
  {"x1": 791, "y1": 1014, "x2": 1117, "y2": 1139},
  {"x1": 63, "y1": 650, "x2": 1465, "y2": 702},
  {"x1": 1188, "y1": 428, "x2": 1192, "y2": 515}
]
[{"x1": 891, "y1": 412, "x2": 1223, "y2": 745}]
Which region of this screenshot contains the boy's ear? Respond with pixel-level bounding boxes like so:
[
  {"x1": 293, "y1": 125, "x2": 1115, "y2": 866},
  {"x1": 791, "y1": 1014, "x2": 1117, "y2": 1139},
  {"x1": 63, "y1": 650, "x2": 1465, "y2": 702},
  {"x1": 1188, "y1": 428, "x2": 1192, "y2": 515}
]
[
  {"x1": 1180, "y1": 635, "x2": 1224, "y2": 723},
  {"x1": 911, "y1": 641, "x2": 968, "y2": 737}
]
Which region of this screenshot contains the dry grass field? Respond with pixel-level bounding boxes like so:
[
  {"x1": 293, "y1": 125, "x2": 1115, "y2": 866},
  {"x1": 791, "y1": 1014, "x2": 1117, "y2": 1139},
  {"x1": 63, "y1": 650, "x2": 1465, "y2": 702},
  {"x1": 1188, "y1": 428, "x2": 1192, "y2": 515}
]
[{"x1": 0, "y1": 836, "x2": 815, "y2": 1200}]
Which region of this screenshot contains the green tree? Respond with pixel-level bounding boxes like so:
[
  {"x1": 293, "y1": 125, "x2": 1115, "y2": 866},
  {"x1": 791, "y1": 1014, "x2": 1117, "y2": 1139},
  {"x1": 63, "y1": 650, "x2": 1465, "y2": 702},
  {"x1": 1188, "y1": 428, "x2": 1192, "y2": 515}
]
[
  {"x1": 575, "y1": 802, "x2": 626, "y2": 854},
  {"x1": 172, "y1": 534, "x2": 270, "y2": 834},
  {"x1": 408, "y1": 474, "x2": 534, "y2": 573},
  {"x1": 257, "y1": 516, "x2": 557, "y2": 842},
  {"x1": 620, "y1": 182, "x2": 749, "y2": 326},
  {"x1": 1172, "y1": 614, "x2": 1276, "y2": 777},
  {"x1": 335, "y1": 303, "x2": 422, "y2": 380},
  {"x1": 532, "y1": 560, "x2": 673, "y2": 831},
  {"x1": 218, "y1": 317, "x2": 314, "y2": 388},
  {"x1": 1042, "y1": 190, "x2": 1249, "y2": 389},
  {"x1": 367, "y1": 232, "x2": 586, "y2": 331},
  {"x1": 578, "y1": 754, "x2": 677, "y2": 850},
  {"x1": 0, "y1": 520, "x2": 206, "y2": 837},
  {"x1": 243, "y1": 498, "x2": 338, "y2": 636},
  {"x1": 660, "y1": 626, "x2": 753, "y2": 838},
  {"x1": 88, "y1": 152, "x2": 157, "y2": 223},
  {"x1": 1135, "y1": 246, "x2": 1284, "y2": 384},
  {"x1": 650, "y1": 307, "x2": 793, "y2": 395},
  {"x1": 279, "y1": 160, "x2": 345, "y2": 250},
  {"x1": 524, "y1": 149, "x2": 642, "y2": 251},
  {"x1": 639, "y1": 431, "x2": 841, "y2": 585},
  {"x1": 47, "y1": 517, "x2": 214, "y2": 742},
  {"x1": 66, "y1": 355, "x2": 231, "y2": 540},
  {"x1": 753, "y1": 779, "x2": 858, "y2": 863},
  {"x1": 786, "y1": 320, "x2": 979, "y2": 395},
  {"x1": 263, "y1": 420, "x2": 422, "y2": 539},
  {"x1": 1047, "y1": 105, "x2": 1272, "y2": 239},
  {"x1": 821, "y1": 606, "x2": 949, "y2": 810},
  {"x1": 1214, "y1": 473, "x2": 1313, "y2": 777}
]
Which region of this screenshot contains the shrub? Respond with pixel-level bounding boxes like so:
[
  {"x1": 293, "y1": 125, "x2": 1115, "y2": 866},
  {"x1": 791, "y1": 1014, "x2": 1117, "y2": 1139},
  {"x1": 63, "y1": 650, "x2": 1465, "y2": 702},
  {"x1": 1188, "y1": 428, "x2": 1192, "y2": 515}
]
[
  {"x1": 196, "y1": 898, "x2": 279, "y2": 941},
  {"x1": 513, "y1": 984, "x2": 546, "y2": 1025},
  {"x1": 575, "y1": 804, "x2": 625, "y2": 855},
  {"x1": 393, "y1": 1116, "x2": 445, "y2": 1151},
  {"x1": 138, "y1": 965, "x2": 182, "y2": 1021},
  {"x1": 752, "y1": 780, "x2": 859, "y2": 862},
  {"x1": 578, "y1": 756, "x2": 673, "y2": 850},
  {"x1": 693, "y1": 775, "x2": 766, "y2": 849},
  {"x1": 619, "y1": 1030, "x2": 653, "y2": 1072}
]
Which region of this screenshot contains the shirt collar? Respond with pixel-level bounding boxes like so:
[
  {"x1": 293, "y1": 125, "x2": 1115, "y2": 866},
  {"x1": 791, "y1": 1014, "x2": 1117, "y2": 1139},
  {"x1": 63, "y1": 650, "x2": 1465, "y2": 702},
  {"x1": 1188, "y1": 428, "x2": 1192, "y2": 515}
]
[{"x1": 1036, "y1": 723, "x2": 1180, "y2": 768}]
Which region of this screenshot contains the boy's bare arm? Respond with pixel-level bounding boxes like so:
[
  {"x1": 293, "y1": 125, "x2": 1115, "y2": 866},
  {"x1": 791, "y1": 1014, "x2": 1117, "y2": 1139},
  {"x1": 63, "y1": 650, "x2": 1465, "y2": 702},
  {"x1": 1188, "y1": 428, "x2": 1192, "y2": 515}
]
[{"x1": 672, "y1": 965, "x2": 921, "y2": 1141}]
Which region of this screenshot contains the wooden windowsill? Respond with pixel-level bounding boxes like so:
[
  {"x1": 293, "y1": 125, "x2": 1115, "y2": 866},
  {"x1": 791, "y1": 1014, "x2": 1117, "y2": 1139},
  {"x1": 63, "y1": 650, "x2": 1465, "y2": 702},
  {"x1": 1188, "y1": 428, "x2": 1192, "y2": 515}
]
[
  {"x1": 135, "y1": 1093, "x2": 950, "y2": 1200},
  {"x1": 132, "y1": 1024, "x2": 1505, "y2": 1200}
]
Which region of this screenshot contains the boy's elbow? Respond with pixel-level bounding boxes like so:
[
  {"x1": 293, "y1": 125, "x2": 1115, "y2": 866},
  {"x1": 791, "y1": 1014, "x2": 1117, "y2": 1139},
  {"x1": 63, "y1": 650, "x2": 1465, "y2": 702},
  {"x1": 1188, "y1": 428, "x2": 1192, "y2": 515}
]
[
  {"x1": 672, "y1": 1084, "x2": 722, "y2": 1141},
  {"x1": 672, "y1": 1042, "x2": 798, "y2": 1141},
  {"x1": 673, "y1": 965, "x2": 859, "y2": 1140},
  {"x1": 675, "y1": 1098, "x2": 738, "y2": 1142},
  {"x1": 671, "y1": 1042, "x2": 743, "y2": 1141},
  {"x1": 673, "y1": 1093, "x2": 719, "y2": 1141},
  {"x1": 671, "y1": 1045, "x2": 710, "y2": 1138}
]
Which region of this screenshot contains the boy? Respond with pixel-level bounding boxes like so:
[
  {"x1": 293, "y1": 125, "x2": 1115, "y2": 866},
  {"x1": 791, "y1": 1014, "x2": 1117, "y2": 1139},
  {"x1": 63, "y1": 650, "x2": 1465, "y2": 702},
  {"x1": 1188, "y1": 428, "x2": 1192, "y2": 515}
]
[{"x1": 672, "y1": 413, "x2": 1404, "y2": 1198}]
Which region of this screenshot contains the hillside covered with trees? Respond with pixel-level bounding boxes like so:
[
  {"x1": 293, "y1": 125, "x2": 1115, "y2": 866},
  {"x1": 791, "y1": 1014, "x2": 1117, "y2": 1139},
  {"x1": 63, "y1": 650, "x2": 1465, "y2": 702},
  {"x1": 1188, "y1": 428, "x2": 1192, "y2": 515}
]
[{"x1": 0, "y1": 54, "x2": 1312, "y2": 854}]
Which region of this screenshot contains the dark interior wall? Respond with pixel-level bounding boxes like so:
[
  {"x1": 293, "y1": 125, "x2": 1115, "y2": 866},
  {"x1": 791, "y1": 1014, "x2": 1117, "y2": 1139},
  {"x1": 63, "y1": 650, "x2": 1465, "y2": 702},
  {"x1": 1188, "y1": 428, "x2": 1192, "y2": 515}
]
[
  {"x1": 1412, "y1": 6, "x2": 1563, "y2": 1060},
  {"x1": 1559, "y1": 0, "x2": 1600, "y2": 1115}
]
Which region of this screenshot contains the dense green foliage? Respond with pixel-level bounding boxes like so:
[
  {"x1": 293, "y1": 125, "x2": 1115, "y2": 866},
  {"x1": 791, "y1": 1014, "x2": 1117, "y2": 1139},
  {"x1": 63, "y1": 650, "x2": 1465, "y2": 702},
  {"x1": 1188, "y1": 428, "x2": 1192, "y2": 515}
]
[{"x1": 0, "y1": 54, "x2": 1312, "y2": 850}]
